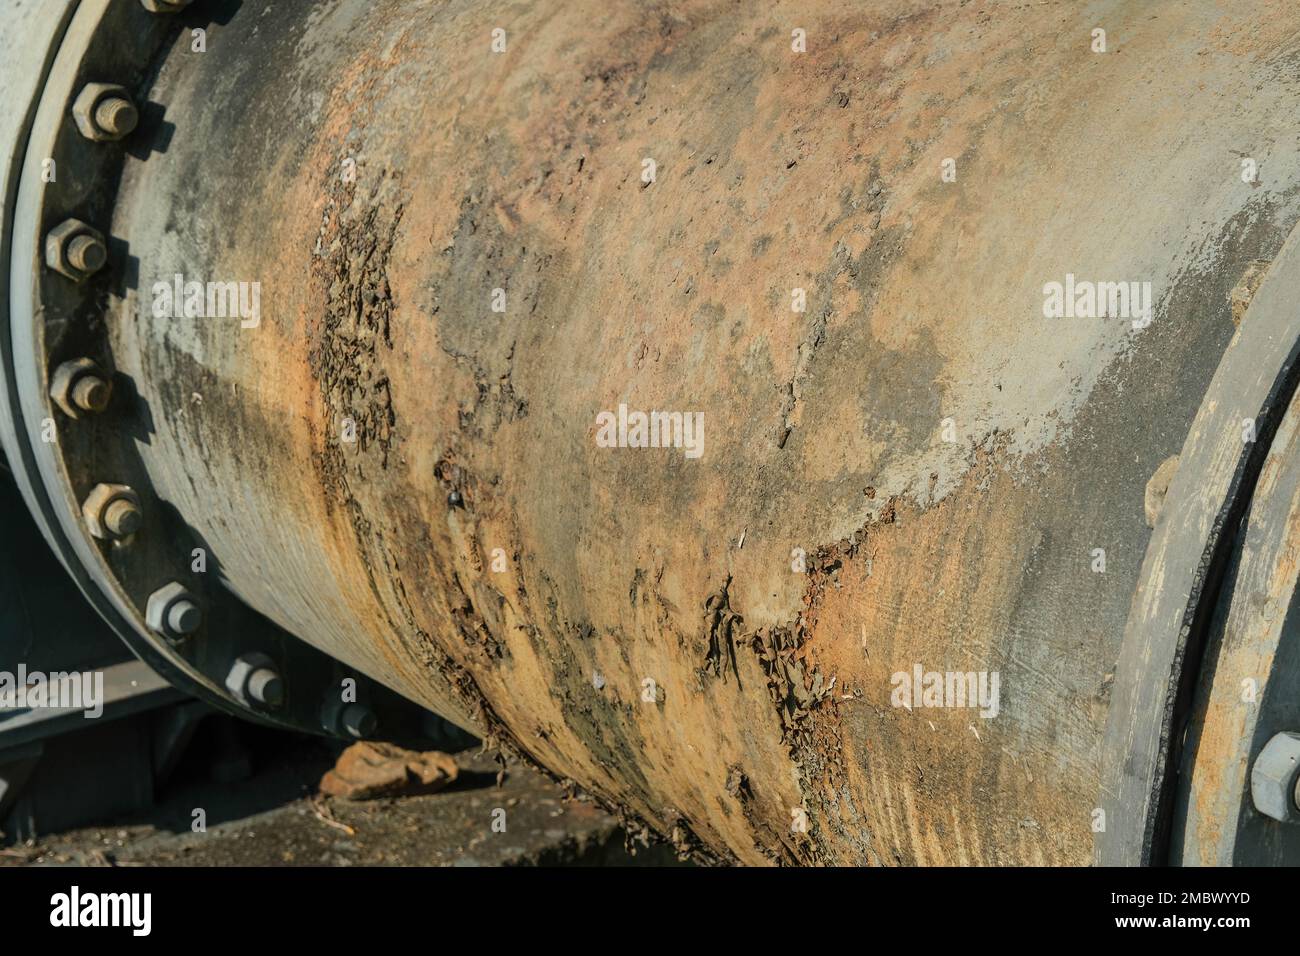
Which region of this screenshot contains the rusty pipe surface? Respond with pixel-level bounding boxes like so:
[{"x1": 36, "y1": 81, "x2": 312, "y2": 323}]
[{"x1": 92, "y1": 0, "x2": 1300, "y2": 864}]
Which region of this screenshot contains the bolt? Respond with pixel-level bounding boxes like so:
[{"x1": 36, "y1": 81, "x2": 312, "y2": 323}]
[
  {"x1": 224, "y1": 653, "x2": 283, "y2": 710},
  {"x1": 82, "y1": 483, "x2": 141, "y2": 541},
  {"x1": 71, "y1": 83, "x2": 139, "y2": 143},
  {"x1": 45, "y1": 219, "x2": 108, "y2": 281},
  {"x1": 94, "y1": 97, "x2": 138, "y2": 138},
  {"x1": 66, "y1": 234, "x2": 106, "y2": 273},
  {"x1": 166, "y1": 598, "x2": 201, "y2": 635},
  {"x1": 50, "y1": 358, "x2": 112, "y2": 418},
  {"x1": 321, "y1": 694, "x2": 378, "y2": 739},
  {"x1": 103, "y1": 497, "x2": 142, "y2": 537},
  {"x1": 71, "y1": 375, "x2": 110, "y2": 413},
  {"x1": 247, "y1": 668, "x2": 284, "y2": 707},
  {"x1": 340, "y1": 703, "x2": 378, "y2": 739},
  {"x1": 146, "y1": 582, "x2": 201, "y2": 642}
]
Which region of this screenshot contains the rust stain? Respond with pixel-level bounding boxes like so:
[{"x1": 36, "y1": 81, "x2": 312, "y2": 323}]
[{"x1": 108, "y1": 0, "x2": 1300, "y2": 865}]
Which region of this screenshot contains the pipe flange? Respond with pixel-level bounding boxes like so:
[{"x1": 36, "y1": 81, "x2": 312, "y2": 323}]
[{"x1": 0, "y1": 0, "x2": 451, "y2": 747}]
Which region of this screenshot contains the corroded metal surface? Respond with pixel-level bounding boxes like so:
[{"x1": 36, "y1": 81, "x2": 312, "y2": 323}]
[{"x1": 97, "y1": 0, "x2": 1300, "y2": 863}]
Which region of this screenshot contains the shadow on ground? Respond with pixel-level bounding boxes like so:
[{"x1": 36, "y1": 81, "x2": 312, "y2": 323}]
[{"x1": 1, "y1": 716, "x2": 685, "y2": 867}]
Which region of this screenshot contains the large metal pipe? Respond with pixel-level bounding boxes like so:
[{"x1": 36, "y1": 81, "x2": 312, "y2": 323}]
[{"x1": 8, "y1": 0, "x2": 1300, "y2": 865}]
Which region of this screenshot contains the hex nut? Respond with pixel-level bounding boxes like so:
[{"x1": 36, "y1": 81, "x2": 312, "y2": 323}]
[
  {"x1": 145, "y1": 582, "x2": 201, "y2": 642},
  {"x1": 1250, "y1": 731, "x2": 1300, "y2": 823},
  {"x1": 140, "y1": 0, "x2": 192, "y2": 11},
  {"x1": 225, "y1": 653, "x2": 284, "y2": 710},
  {"x1": 49, "y1": 358, "x2": 112, "y2": 418},
  {"x1": 81, "y1": 483, "x2": 141, "y2": 541},
  {"x1": 71, "y1": 83, "x2": 138, "y2": 142},
  {"x1": 45, "y1": 219, "x2": 107, "y2": 282}
]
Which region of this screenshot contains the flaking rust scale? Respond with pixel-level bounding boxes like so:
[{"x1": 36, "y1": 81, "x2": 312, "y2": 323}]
[{"x1": 2, "y1": 0, "x2": 1299, "y2": 883}]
